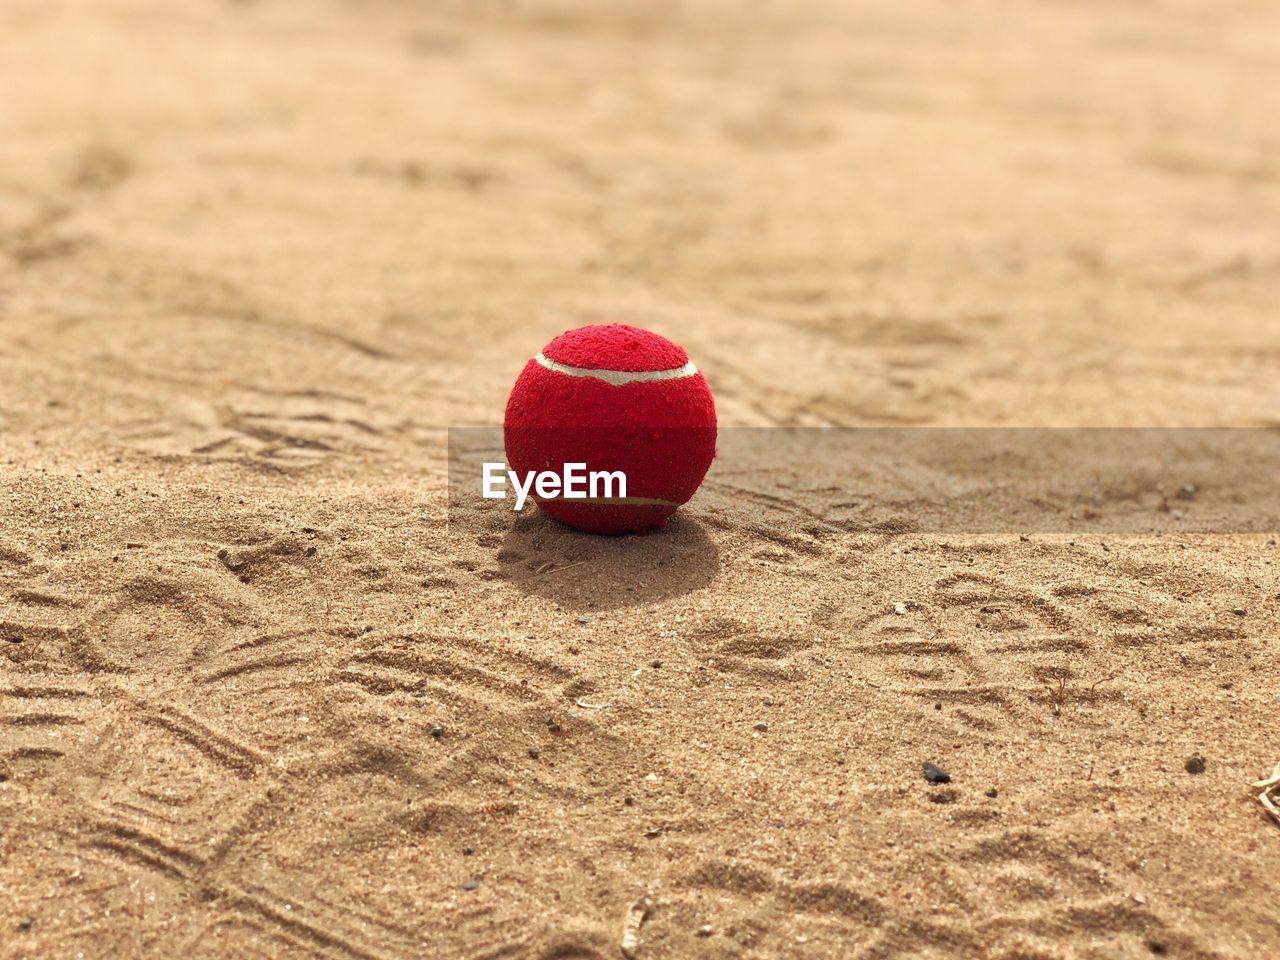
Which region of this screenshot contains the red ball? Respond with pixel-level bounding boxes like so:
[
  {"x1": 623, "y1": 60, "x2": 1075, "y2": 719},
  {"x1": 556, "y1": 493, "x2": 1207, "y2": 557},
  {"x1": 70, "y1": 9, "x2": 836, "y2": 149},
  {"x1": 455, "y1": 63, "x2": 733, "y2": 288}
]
[{"x1": 504, "y1": 324, "x2": 717, "y2": 534}]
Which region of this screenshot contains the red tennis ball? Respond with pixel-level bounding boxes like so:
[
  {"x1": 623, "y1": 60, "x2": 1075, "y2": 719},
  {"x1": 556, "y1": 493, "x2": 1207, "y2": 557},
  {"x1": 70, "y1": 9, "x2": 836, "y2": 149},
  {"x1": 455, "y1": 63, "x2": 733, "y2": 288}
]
[{"x1": 504, "y1": 324, "x2": 717, "y2": 535}]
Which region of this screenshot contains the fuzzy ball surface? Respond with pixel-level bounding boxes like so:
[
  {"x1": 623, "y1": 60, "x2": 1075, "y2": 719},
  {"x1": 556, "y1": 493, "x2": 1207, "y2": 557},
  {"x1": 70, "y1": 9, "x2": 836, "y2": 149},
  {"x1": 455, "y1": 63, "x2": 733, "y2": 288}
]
[{"x1": 503, "y1": 324, "x2": 717, "y2": 534}]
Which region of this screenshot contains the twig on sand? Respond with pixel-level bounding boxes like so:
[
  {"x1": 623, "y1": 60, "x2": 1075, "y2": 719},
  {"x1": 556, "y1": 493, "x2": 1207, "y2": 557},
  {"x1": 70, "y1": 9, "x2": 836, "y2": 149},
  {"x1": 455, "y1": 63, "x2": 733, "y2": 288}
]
[
  {"x1": 1041, "y1": 676, "x2": 1066, "y2": 715},
  {"x1": 620, "y1": 895, "x2": 651, "y2": 959},
  {"x1": 575, "y1": 697, "x2": 611, "y2": 710},
  {"x1": 1040, "y1": 672, "x2": 1120, "y2": 717},
  {"x1": 1252, "y1": 763, "x2": 1280, "y2": 826},
  {"x1": 535, "y1": 561, "x2": 584, "y2": 575}
]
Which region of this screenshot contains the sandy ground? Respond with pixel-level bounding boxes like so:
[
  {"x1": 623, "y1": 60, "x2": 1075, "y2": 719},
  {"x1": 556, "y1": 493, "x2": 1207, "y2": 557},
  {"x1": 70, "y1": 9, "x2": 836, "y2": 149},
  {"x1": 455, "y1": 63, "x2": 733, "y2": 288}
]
[{"x1": 3, "y1": 0, "x2": 1280, "y2": 957}]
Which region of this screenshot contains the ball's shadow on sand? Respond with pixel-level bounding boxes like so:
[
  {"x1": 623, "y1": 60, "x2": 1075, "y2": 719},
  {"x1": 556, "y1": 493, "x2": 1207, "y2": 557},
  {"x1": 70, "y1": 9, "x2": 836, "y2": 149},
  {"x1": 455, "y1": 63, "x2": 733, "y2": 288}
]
[{"x1": 497, "y1": 512, "x2": 720, "y2": 610}]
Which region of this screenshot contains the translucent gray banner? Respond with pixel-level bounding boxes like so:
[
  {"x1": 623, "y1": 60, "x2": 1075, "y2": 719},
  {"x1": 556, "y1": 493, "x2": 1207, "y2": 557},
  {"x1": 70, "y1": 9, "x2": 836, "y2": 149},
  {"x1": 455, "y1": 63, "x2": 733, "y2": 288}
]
[{"x1": 448, "y1": 427, "x2": 1280, "y2": 535}]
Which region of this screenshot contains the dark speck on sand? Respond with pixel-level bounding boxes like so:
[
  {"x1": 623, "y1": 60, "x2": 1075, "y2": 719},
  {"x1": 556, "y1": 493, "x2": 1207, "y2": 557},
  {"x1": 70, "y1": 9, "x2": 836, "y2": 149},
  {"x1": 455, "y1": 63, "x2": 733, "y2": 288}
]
[{"x1": 923, "y1": 762, "x2": 951, "y2": 784}]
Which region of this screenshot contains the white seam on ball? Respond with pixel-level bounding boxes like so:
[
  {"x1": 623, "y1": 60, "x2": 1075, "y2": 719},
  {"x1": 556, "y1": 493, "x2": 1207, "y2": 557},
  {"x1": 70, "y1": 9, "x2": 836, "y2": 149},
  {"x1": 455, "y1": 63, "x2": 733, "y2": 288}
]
[{"x1": 534, "y1": 352, "x2": 698, "y2": 387}]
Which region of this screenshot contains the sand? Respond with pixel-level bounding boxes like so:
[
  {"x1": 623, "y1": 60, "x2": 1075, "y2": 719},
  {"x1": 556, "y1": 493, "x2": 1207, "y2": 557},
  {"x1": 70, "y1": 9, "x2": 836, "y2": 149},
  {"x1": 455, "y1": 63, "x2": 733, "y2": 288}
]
[{"x1": 2, "y1": 1, "x2": 1280, "y2": 957}]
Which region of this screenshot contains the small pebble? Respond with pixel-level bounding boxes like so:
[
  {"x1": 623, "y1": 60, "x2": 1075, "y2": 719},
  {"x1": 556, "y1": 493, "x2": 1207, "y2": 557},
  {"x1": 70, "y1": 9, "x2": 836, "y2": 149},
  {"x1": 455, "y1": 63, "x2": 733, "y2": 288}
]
[
  {"x1": 527, "y1": 748, "x2": 540, "y2": 759},
  {"x1": 985, "y1": 788, "x2": 999, "y2": 798},
  {"x1": 18, "y1": 918, "x2": 34, "y2": 931},
  {"x1": 754, "y1": 722, "x2": 769, "y2": 732},
  {"x1": 462, "y1": 846, "x2": 475, "y2": 856},
  {"x1": 696, "y1": 925, "x2": 713, "y2": 938},
  {"x1": 650, "y1": 659, "x2": 662, "y2": 669},
  {"x1": 1231, "y1": 608, "x2": 1246, "y2": 617},
  {"x1": 922, "y1": 762, "x2": 951, "y2": 784},
  {"x1": 460, "y1": 879, "x2": 480, "y2": 891},
  {"x1": 430, "y1": 725, "x2": 444, "y2": 739},
  {"x1": 576, "y1": 616, "x2": 590, "y2": 625},
  {"x1": 305, "y1": 546, "x2": 317, "y2": 557},
  {"x1": 893, "y1": 602, "x2": 908, "y2": 615},
  {"x1": 1185, "y1": 755, "x2": 1206, "y2": 775}
]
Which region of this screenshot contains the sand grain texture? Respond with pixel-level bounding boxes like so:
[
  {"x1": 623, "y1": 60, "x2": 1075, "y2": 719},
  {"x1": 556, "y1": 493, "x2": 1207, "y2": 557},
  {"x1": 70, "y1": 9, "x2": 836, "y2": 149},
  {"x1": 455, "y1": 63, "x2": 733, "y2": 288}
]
[{"x1": 2, "y1": 1, "x2": 1280, "y2": 958}]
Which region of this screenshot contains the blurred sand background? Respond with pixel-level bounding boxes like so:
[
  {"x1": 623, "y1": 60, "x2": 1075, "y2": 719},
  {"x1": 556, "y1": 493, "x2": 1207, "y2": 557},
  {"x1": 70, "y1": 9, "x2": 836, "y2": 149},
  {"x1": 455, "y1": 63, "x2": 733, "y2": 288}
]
[{"x1": 2, "y1": 0, "x2": 1280, "y2": 957}]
